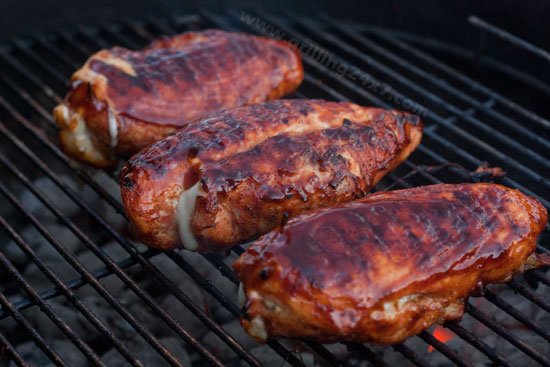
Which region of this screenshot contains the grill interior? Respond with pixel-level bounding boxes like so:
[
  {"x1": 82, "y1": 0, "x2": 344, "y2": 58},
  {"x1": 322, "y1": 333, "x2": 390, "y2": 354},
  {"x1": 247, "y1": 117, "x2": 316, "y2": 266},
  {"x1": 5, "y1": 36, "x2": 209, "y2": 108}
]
[{"x1": 0, "y1": 9, "x2": 549, "y2": 367}]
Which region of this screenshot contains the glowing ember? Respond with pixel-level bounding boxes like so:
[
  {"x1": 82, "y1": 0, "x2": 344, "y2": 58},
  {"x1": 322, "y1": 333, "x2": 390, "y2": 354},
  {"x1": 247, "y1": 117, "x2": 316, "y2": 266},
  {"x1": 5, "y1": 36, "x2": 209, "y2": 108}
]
[{"x1": 428, "y1": 326, "x2": 454, "y2": 352}]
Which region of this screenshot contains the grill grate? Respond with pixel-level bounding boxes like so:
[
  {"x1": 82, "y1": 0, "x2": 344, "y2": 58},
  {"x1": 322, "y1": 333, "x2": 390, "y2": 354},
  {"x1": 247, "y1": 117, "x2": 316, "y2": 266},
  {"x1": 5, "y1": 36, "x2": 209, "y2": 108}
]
[{"x1": 0, "y1": 10, "x2": 548, "y2": 367}]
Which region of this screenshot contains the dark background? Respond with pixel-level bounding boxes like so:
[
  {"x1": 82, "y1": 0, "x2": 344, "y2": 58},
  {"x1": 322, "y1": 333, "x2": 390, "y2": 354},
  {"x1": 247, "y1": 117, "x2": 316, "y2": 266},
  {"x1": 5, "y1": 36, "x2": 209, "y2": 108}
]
[{"x1": 2, "y1": 0, "x2": 549, "y2": 50}]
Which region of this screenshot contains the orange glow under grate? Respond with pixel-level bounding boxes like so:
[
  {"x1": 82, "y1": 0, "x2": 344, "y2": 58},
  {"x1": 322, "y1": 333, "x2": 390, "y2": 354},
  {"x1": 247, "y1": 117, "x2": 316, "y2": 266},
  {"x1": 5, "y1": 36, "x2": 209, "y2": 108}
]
[{"x1": 428, "y1": 326, "x2": 455, "y2": 352}]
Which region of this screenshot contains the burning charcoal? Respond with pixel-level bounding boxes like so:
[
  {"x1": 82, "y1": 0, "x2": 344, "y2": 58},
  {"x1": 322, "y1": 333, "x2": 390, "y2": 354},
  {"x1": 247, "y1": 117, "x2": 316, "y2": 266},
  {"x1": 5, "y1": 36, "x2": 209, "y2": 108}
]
[
  {"x1": 18, "y1": 175, "x2": 80, "y2": 222},
  {"x1": 156, "y1": 291, "x2": 210, "y2": 337},
  {"x1": 22, "y1": 249, "x2": 78, "y2": 291},
  {"x1": 4, "y1": 223, "x2": 82, "y2": 266},
  {"x1": 242, "y1": 345, "x2": 315, "y2": 366},
  {"x1": 149, "y1": 250, "x2": 216, "y2": 284},
  {"x1": 80, "y1": 171, "x2": 125, "y2": 230},
  {"x1": 197, "y1": 255, "x2": 239, "y2": 323},
  {"x1": 210, "y1": 299, "x2": 237, "y2": 324},
  {"x1": 321, "y1": 343, "x2": 349, "y2": 360},
  {"x1": 75, "y1": 242, "x2": 131, "y2": 296},
  {"x1": 200, "y1": 320, "x2": 258, "y2": 362},
  {"x1": 78, "y1": 295, "x2": 114, "y2": 337},
  {"x1": 78, "y1": 242, "x2": 130, "y2": 265},
  {"x1": 101, "y1": 336, "x2": 190, "y2": 366},
  {"x1": 12, "y1": 222, "x2": 85, "y2": 289},
  {"x1": 108, "y1": 290, "x2": 163, "y2": 337},
  {"x1": 493, "y1": 328, "x2": 550, "y2": 366},
  {"x1": 23, "y1": 300, "x2": 91, "y2": 341},
  {"x1": 3, "y1": 226, "x2": 41, "y2": 265},
  {"x1": 359, "y1": 344, "x2": 405, "y2": 367},
  {"x1": 10, "y1": 339, "x2": 87, "y2": 367},
  {"x1": 88, "y1": 171, "x2": 122, "y2": 202},
  {"x1": 42, "y1": 223, "x2": 82, "y2": 253}
]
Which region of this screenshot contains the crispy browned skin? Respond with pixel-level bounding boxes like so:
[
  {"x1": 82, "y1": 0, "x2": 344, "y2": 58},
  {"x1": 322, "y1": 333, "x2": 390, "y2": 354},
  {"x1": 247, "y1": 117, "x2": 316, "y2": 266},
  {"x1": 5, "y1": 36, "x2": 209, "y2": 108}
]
[
  {"x1": 53, "y1": 30, "x2": 303, "y2": 168},
  {"x1": 234, "y1": 183, "x2": 548, "y2": 344},
  {"x1": 120, "y1": 99, "x2": 423, "y2": 252}
]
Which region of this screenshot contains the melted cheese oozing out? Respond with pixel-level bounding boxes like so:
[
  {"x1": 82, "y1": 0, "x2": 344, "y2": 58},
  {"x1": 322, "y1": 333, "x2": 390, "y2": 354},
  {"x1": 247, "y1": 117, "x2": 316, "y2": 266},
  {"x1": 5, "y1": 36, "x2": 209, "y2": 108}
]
[
  {"x1": 107, "y1": 108, "x2": 118, "y2": 148},
  {"x1": 238, "y1": 283, "x2": 246, "y2": 308},
  {"x1": 176, "y1": 182, "x2": 205, "y2": 251},
  {"x1": 67, "y1": 112, "x2": 103, "y2": 158},
  {"x1": 248, "y1": 316, "x2": 268, "y2": 341},
  {"x1": 55, "y1": 104, "x2": 70, "y2": 125}
]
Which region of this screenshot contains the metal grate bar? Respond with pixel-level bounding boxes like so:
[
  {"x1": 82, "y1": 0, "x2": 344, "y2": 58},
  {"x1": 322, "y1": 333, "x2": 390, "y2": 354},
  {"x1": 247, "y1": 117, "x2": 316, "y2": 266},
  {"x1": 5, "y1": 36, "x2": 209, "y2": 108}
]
[
  {"x1": 417, "y1": 331, "x2": 472, "y2": 367},
  {"x1": 294, "y1": 16, "x2": 550, "y2": 235},
  {"x1": 0, "y1": 65, "x2": 120, "y2": 193},
  {"x1": 0, "y1": 52, "x2": 62, "y2": 102},
  {"x1": 0, "y1": 106, "x2": 228, "y2": 365},
  {"x1": 376, "y1": 149, "x2": 550, "y2": 363},
  {"x1": 11, "y1": 39, "x2": 69, "y2": 87},
  {"x1": 302, "y1": 13, "x2": 550, "y2": 239},
  {"x1": 101, "y1": 23, "x2": 143, "y2": 49},
  {"x1": 507, "y1": 279, "x2": 550, "y2": 313},
  {"x1": 345, "y1": 343, "x2": 388, "y2": 367},
  {"x1": 261, "y1": 11, "x2": 550, "y2": 187},
  {"x1": 34, "y1": 35, "x2": 81, "y2": 69},
  {"x1": 466, "y1": 303, "x2": 550, "y2": 366},
  {"x1": 0, "y1": 136, "x2": 256, "y2": 365},
  {"x1": 392, "y1": 344, "x2": 431, "y2": 367},
  {"x1": 78, "y1": 25, "x2": 110, "y2": 49},
  {"x1": 0, "y1": 330, "x2": 26, "y2": 367},
  {"x1": 532, "y1": 271, "x2": 550, "y2": 287},
  {"x1": 305, "y1": 343, "x2": 345, "y2": 367},
  {"x1": 483, "y1": 289, "x2": 550, "y2": 341},
  {"x1": 469, "y1": 16, "x2": 550, "y2": 63},
  {"x1": 445, "y1": 322, "x2": 513, "y2": 367},
  {"x1": 56, "y1": 31, "x2": 95, "y2": 56},
  {"x1": 221, "y1": 9, "x2": 550, "y2": 215}
]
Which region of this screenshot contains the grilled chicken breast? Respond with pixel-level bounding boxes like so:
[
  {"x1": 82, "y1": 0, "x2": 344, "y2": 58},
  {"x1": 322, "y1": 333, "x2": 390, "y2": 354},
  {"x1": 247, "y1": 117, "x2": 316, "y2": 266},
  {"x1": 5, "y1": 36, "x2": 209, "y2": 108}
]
[
  {"x1": 120, "y1": 99, "x2": 423, "y2": 252},
  {"x1": 234, "y1": 183, "x2": 548, "y2": 344},
  {"x1": 53, "y1": 30, "x2": 303, "y2": 168}
]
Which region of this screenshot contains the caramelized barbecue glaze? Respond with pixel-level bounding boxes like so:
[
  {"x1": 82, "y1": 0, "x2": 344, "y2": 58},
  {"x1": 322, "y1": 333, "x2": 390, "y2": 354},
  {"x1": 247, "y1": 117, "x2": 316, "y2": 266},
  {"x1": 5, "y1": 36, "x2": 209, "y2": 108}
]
[
  {"x1": 234, "y1": 183, "x2": 548, "y2": 344},
  {"x1": 120, "y1": 99, "x2": 423, "y2": 252},
  {"x1": 53, "y1": 30, "x2": 303, "y2": 167}
]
